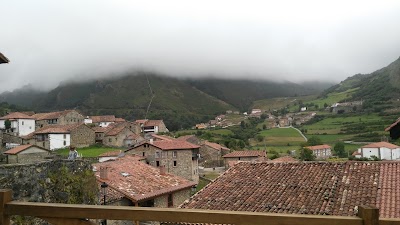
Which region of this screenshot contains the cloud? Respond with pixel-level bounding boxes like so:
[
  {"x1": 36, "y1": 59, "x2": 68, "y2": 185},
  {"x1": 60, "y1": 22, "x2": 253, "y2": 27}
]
[{"x1": 1, "y1": 0, "x2": 400, "y2": 92}]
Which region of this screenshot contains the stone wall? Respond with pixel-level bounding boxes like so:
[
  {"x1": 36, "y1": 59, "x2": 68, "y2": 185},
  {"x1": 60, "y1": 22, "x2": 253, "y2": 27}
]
[
  {"x1": 2, "y1": 133, "x2": 23, "y2": 144},
  {"x1": 104, "y1": 128, "x2": 134, "y2": 147},
  {"x1": 59, "y1": 111, "x2": 85, "y2": 125},
  {"x1": 71, "y1": 124, "x2": 95, "y2": 148},
  {"x1": 6, "y1": 152, "x2": 50, "y2": 164}
]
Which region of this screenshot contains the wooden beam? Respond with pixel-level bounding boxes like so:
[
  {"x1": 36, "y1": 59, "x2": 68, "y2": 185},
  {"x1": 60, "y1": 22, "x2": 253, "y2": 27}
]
[
  {"x1": 379, "y1": 218, "x2": 400, "y2": 225},
  {"x1": 0, "y1": 189, "x2": 12, "y2": 225},
  {"x1": 5, "y1": 201, "x2": 363, "y2": 225},
  {"x1": 40, "y1": 217, "x2": 97, "y2": 225},
  {"x1": 358, "y1": 205, "x2": 379, "y2": 225}
]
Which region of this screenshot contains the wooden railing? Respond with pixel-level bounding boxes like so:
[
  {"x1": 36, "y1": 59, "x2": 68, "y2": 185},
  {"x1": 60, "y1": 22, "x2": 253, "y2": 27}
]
[{"x1": 1, "y1": 189, "x2": 399, "y2": 225}]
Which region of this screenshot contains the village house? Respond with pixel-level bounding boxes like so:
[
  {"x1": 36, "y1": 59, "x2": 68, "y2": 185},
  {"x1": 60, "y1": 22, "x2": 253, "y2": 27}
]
[
  {"x1": 331, "y1": 101, "x2": 363, "y2": 114},
  {"x1": 0, "y1": 112, "x2": 35, "y2": 136},
  {"x1": 92, "y1": 123, "x2": 143, "y2": 147},
  {"x1": 22, "y1": 123, "x2": 95, "y2": 150},
  {"x1": 307, "y1": 144, "x2": 332, "y2": 159},
  {"x1": 222, "y1": 150, "x2": 267, "y2": 168},
  {"x1": 136, "y1": 119, "x2": 169, "y2": 134},
  {"x1": 200, "y1": 141, "x2": 230, "y2": 167},
  {"x1": 85, "y1": 115, "x2": 126, "y2": 127},
  {"x1": 93, "y1": 155, "x2": 196, "y2": 209},
  {"x1": 2, "y1": 144, "x2": 51, "y2": 164},
  {"x1": 32, "y1": 110, "x2": 85, "y2": 129},
  {"x1": 180, "y1": 161, "x2": 400, "y2": 219},
  {"x1": 195, "y1": 123, "x2": 207, "y2": 130},
  {"x1": 278, "y1": 117, "x2": 290, "y2": 127},
  {"x1": 125, "y1": 140, "x2": 200, "y2": 183},
  {"x1": 353, "y1": 142, "x2": 400, "y2": 160}
]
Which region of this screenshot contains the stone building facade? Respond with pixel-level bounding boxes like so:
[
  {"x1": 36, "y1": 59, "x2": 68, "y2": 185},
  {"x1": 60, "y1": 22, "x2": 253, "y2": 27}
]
[
  {"x1": 70, "y1": 124, "x2": 96, "y2": 147},
  {"x1": 3, "y1": 145, "x2": 51, "y2": 164},
  {"x1": 33, "y1": 110, "x2": 85, "y2": 129}
]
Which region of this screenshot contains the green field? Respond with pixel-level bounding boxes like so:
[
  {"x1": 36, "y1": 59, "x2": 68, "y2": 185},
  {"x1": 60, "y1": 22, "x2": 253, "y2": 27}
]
[
  {"x1": 250, "y1": 128, "x2": 306, "y2": 153},
  {"x1": 55, "y1": 145, "x2": 123, "y2": 157},
  {"x1": 253, "y1": 95, "x2": 315, "y2": 112}
]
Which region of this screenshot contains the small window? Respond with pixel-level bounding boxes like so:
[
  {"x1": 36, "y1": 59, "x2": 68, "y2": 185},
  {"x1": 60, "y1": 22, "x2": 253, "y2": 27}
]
[
  {"x1": 155, "y1": 151, "x2": 161, "y2": 158},
  {"x1": 173, "y1": 161, "x2": 177, "y2": 167},
  {"x1": 43, "y1": 142, "x2": 45, "y2": 147},
  {"x1": 63, "y1": 134, "x2": 66, "y2": 139},
  {"x1": 168, "y1": 194, "x2": 173, "y2": 207},
  {"x1": 63, "y1": 141, "x2": 66, "y2": 146},
  {"x1": 22, "y1": 121, "x2": 24, "y2": 125},
  {"x1": 238, "y1": 157, "x2": 241, "y2": 160},
  {"x1": 156, "y1": 161, "x2": 160, "y2": 167},
  {"x1": 142, "y1": 152, "x2": 145, "y2": 157},
  {"x1": 172, "y1": 151, "x2": 177, "y2": 158},
  {"x1": 109, "y1": 138, "x2": 112, "y2": 142}
]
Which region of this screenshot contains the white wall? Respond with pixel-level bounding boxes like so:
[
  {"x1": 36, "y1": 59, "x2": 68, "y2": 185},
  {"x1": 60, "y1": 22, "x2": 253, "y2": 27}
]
[
  {"x1": 99, "y1": 122, "x2": 113, "y2": 127},
  {"x1": 361, "y1": 147, "x2": 380, "y2": 159},
  {"x1": 84, "y1": 118, "x2": 93, "y2": 124},
  {"x1": 49, "y1": 134, "x2": 70, "y2": 150},
  {"x1": 361, "y1": 147, "x2": 400, "y2": 160},
  {"x1": 17, "y1": 119, "x2": 35, "y2": 136}
]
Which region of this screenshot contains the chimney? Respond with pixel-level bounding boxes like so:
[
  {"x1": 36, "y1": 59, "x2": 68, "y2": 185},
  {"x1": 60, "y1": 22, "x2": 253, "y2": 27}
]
[
  {"x1": 160, "y1": 165, "x2": 166, "y2": 175},
  {"x1": 100, "y1": 166, "x2": 109, "y2": 180}
]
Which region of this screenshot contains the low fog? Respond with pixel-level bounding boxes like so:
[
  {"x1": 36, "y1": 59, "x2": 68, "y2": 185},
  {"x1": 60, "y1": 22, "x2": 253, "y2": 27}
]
[{"x1": 1, "y1": 0, "x2": 400, "y2": 92}]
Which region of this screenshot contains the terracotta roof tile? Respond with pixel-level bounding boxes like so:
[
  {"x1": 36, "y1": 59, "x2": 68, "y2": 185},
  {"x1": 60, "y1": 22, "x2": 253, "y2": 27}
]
[
  {"x1": 93, "y1": 155, "x2": 195, "y2": 203},
  {"x1": 205, "y1": 141, "x2": 230, "y2": 151},
  {"x1": 92, "y1": 127, "x2": 109, "y2": 133},
  {"x1": 271, "y1": 156, "x2": 299, "y2": 162},
  {"x1": 144, "y1": 120, "x2": 164, "y2": 127},
  {"x1": 151, "y1": 134, "x2": 175, "y2": 141},
  {"x1": 115, "y1": 118, "x2": 126, "y2": 122},
  {"x1": 98, "y1": 150, "x2": 123, "y2": 157},
  {"x1": 151, "y1": 140, "x2": 200, "y2": 150},
  {"x1": 307, "y1": 144, "x2": 331, "y2": 151},
  {"x1": 32, "y1": 110, "x2": 81, "y2": 120},
  {"x1": 0, "y1": 112, "x2": 34, "y2": 120},
  {"x1": 223, "y1": 150, "x2": 266, "y2": 158},
  {"x1": 33, "y1": 123, "x2": 82, "y2": 134},
  {"x1": 3, "y1": 145, "x2": 49, "y2": 155},
  {"x1": 90, "y1": 115, "x2": 116, "y2": 123},
  {"x1": 362, "y1": 142, "x2": 399, "y2": 149}
]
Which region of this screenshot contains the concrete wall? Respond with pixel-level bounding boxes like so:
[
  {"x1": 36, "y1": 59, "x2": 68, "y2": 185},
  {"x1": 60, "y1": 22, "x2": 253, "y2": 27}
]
[{"x1": 49, "y1": 134, "x2": 70, "y2": 150}]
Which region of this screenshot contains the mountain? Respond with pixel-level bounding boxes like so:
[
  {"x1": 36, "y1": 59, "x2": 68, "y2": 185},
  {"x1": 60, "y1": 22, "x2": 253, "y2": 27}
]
[
  {"x1": 321, "y1": 56, "x2": 400, "y2": 112},
  {"x1": 0, "y1": 72, "x2": 326, "y2": 130}
]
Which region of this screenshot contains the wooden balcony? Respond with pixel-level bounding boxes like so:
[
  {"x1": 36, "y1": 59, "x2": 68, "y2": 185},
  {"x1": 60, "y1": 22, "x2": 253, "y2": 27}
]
[{"x1": 1, "y1": 189, "x2": 399, "y2": 225}]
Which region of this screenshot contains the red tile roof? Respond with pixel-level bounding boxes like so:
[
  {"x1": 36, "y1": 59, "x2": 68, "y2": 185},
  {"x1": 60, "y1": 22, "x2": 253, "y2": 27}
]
[
  {"x1": 307, "y1": 144, "x2": 331, "y2": 151},
  {"x1": 151, "y1": 134, "x2": 175, "y2": 141},
  {"x1": 115, "y1": 118, "x2": 126, "y2": 122},
  {"x1": 93, "y1": 155, "x2": 195, "y2": 203},
  {"x1": 223, "y1": 150, "x2": 266, "y2": 158},
  {"x1": 105, "y1": 124, "x2": 127, "y2": 136},
  {"x1": 92, "y1": 127, "x2": 109, "y2": 133},
  {"x1": 144, "y1": 120, "x2": 164, "y2": 127},
  {"x1": 125, "y1": 133, "x2": 144, "y2": 140},
  {"x1": 150, "y1": 140, "x2": 200, "y2": 150},
  {"x1": 90, "y1": 115, "x2": 116, "y2": 123},
  {"x1": 33, "y1": 123, "x2": 82, "y2": 134},
  {"x1": 3, "y1": 144, "x2": 49, "y2": 155},
  {"x1": 32, "y1": 110, "x2": 81, "y2": 120},
  {"x1": 205, "y1": 141, "x2": 230, "y2": 151},
  {"x1": 362, "y1": 142, "x2": 399, "y2": 149},
  {"x1": 98, "y1": 150, "x2": 123, "y2": 157},
  {"x1": 0, "y1": 112, "x2": 34, "y2": 120},
  {"x1": 181, "y1": 161, "x2": 400, "y2": 218},
  {"x1": 271, "y1": 155, "x2": 299, "y2": 162}
]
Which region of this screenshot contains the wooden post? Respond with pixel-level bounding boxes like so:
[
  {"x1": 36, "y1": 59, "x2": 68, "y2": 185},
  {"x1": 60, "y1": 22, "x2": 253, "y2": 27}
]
[
  {"x1": 0, "y1": 189, "x2": 12, "y2": 225},
  {"x1": 357, "y1": 205, "x2": 379, "y2": 225}
]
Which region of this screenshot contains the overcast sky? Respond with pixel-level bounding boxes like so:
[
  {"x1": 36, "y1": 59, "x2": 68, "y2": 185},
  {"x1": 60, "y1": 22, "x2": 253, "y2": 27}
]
[{"x1": 1, "y1": 0, "x2": 400, "y2": 92}]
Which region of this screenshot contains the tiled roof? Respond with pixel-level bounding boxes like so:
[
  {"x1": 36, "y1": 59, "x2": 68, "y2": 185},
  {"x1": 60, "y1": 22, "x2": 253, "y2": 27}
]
[
  {"x1": 181, "y1": 161, "x2": 400, "y2": 218},
  {"x1": 32, "y1": 110, "x2": 80, "y2": 120},
  {"x1": 3, "y1": 144, "x2": 49, "y2": 155},
  {"x1": 271, "y1": 155, "x2": 299, "y2": 162},
  {"x1": 205, "y1": 141, "x2": 230, "y2": 151},
  {"x1": 34, "y1": 123, "x2": 82, "y2": 134},
  {"x1": 362, "y1": 142, "x2": 399, "y2": 149},
  {"x1": 307, "y1": 144, "x2": 331, "y2": 151},
  {"x1": 92, "y1": 127, "x2": 109, "y2": 133},
  {"x1": 0, "y1": 112, "x2": 34, "y2": 120},
  {"x1": 105, "y1": 124, "x2": 126, "y2": 136},
  {"x1": 115, "y1": 118, "x2": 126, "y2": 122},
  {"x1": 151, "y1": 134, "x2": 175, "y2": 141},
  {"x1": 144, "y1": 120, "x2": 163, "y2": 127},
  {"x1": 98, "y1": 150, "x2": 123, "y2": 157},
  {"x1": 176, "y1": 135, "x2": 194, "y2": 141},
  {"x1": 125, "y1": 133, "x2": 143, "y2": 140},
  {"x1": 93, "y1": 155, "x2": 195, "y2": 203},
  {"x1": 90, "y1": 115, "x2": 116, "y2": 123},
  {"x1": 223, "y1": 150, "x2": 266, "y2": 158},
  {"x1": 385, "y1": 118, "x2": 400, "y2": 131},
  {"x1": 135, "y1": 119, "x2": 148, "y2": 124}
]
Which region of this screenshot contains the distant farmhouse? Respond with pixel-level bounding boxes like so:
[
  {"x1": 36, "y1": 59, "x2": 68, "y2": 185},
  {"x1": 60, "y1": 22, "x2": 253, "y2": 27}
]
[
  {"x1": 136, "y1": 119, "x2": 168, "y2": 134},
  {"x1": 331, "y1": 101, "x2": 363, "y2": 114},
  {"x1": 307, "y1": 144, "x2": 332, "y2": 159},
  {"x1": 223, "y1": 150, "x2": 266, "y2": 168},
  {"x1": 353, "y1": 142, "x2": 400, "y2": 160}
]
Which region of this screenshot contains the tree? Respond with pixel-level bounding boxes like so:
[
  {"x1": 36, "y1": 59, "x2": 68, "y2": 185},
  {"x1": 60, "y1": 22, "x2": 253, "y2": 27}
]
[
  {"x1": 307, "y1": 136, "x2": 322, "y2": 146},
  {"x1": 262, "y1": 124, "x2": 267, "y2": 130},
  {"x1": 4, "y1": 119, "x2": 11, "y2": 130},
  {"x1": 324, "y1": 103, "x2": 328, "y2": 108},
  {"x1": 299, "y1": 147, "x2": 315, "y2": 161},
  {"x1": 334, "y1": 142, "x2": 346, "y2": 158},
  {"x1": 256, "y1": 135, "x2": 264, "y2": 142}
]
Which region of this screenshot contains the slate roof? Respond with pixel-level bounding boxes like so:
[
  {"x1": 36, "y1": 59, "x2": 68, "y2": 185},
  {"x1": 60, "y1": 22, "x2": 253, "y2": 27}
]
[
  {"x1": 93, "y1": 155, "x2": 196, "y2": 203},
  {"x1": 362, "y1": 142, "x2": 399, "y2": 149},
  {"x1": 0, "y1": 112, "x2": 34, "y2": 120},
  {"x1": 3, "y1": 144, "x2": 49, "y2": 155},
  {"x1": 307, "y1": 144, "x2": 331, "y2": 151},
  {"x1": 32, "y1": 110, "x2": 80, "y2": 120},
  {"x1": 223, "y1": 150, "x2": 266, "y2": 158},
  {"x1": 181, "y1": 161, "x2": 400, "y2": 218}
]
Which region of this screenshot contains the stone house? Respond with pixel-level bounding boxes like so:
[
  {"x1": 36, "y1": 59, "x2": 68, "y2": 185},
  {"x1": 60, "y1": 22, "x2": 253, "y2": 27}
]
[
  {"x1": 93, "y1": 123, "x2": 142, "y2": 147},
  {"x1": 200, "y1": 141, "x2": 230, "y2": 167},
  {"x1": 3, "y1": 144, "x2": 51, "y2": 164},
  {"x1": 124, "y1": 133, "x2": 145, "y2": 147},
  {"x1": 86, "y1": 115, "x2": 126, "y2": 127},
  {"x1": 354, "y1": 142, "x2": 400, "y2": 160},
  {"x1": 32, "y1": 110, "x2": 85, "y2": 129},
  {"x1": 222, "y1": 150, "x2": 267, "y2": 169},
  {"x1": 125, "y1": 140, "x2": 200, "y2": 183},
  {"x1": 22, "y1": 124, "x2": 95, "y2": 150},
  {"x1": 307, "y1": 144, "x2": 332, "y2": 159},
  {"x1": 0, "y1": 112, "x2": 35, "y2": 137},
  {"x1": 93, "y1": 155, "x2": 195, "y2": 211},
  {"x1": 136, "y1": 119, "x2": 169, "y2": 134}
]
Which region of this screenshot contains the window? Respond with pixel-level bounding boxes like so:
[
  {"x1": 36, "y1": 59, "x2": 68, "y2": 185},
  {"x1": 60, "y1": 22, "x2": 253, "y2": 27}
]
[
  {"x1": 109, "y1": 138, "x2": 112, "y2": 142},
  {"x1": 173, "y1": 161, "x2": 177, "y2": 167},
  {"x1": 238, "y1": 157, "x2": 241, "y2": 160},
  {"x1": 142, "y1": 152, "x2": 145, "y2": 157},
  {"x1": 63, "y1": 141, "x2": 66, "y2": 146},
  {"x1": 43, "y1": 142, "x2": 45, "y2": 147},
  {"x1": 155, "y1": 151, "x2": 161, "y2": 158},
  {"x1": 22, "y1": 121, "x2": 24, "y2": 125},
  {"x1": 172, "y1": 151, "x2": 177, "y2": 158},
  {"x1": 168, "y1": 194, "x2": 173, "y2": 207},
  {"x1": 156, "y1": 161, "x2": 160, "y2": 167},
  {"x1": 63, "y1": 134, "x2": 66, "y2": 139}
]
